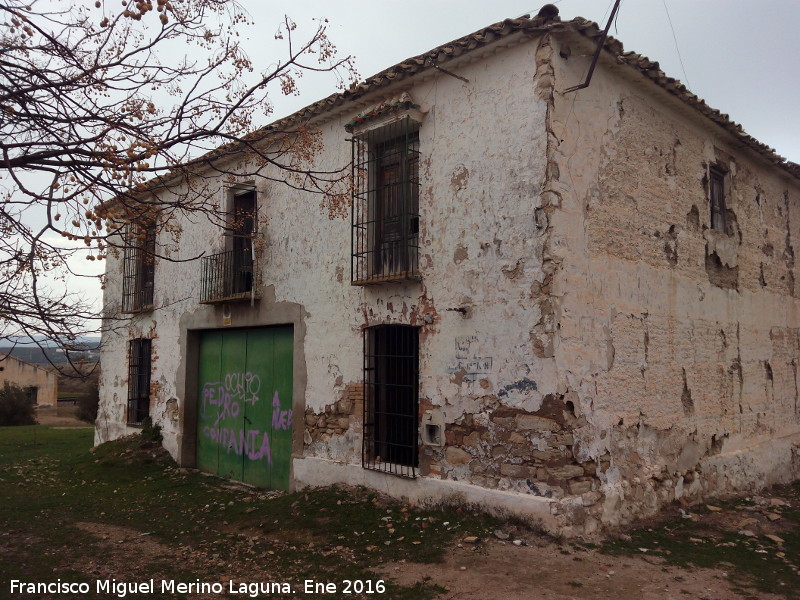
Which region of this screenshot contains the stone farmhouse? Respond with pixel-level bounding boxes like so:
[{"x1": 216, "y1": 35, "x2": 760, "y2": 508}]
[
  {"x1": 97, "y1": 7, "x2": 800, "y2": 535},
  {"x1": 0, "y1": 354, "x2": 58, "y2": 406}
]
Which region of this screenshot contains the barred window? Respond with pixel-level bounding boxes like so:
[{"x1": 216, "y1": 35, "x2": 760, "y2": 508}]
[
  {"x1": 352, "y1": 117, "x2": 420, "y2": 284},
  {"x1": 122, "y1": 223, "x2": 156, "y2": 312},
  {"x1": 362, "y1": 325, "x2": 419, "y2": 477},
  {"x1": 127, "y1": 338, "x2": 152, "y2": 426}
]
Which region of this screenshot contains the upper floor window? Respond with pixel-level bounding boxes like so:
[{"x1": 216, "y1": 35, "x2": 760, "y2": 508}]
[
  {"x1": 122, "y1": 222, "x2": 156, "y2": 313},
  {"x1": 228, "y1": 189, "x2": 256, "y2": 294},
  {"x1": 200, "y1": 188, "x2": 257, "y2": 303},
  {"x1": 709, "y1": 166, "x2": 727, "y2": 233},
  {"x1": 127, "y1": 337, "x2": 152, "y2": 426},
  {"x1": 352, "y1": 116, "x2": 420, "y2": 285}
]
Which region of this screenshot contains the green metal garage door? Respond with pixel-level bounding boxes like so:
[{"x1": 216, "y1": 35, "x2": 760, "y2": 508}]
[{"x1": 196, "y1": 326, "x2": 293, "y2": 489}]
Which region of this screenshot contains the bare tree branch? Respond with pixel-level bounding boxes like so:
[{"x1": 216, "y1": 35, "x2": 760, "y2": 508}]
[{"x1": 0, "y1": 0, "x2": 357, "y2": 369}]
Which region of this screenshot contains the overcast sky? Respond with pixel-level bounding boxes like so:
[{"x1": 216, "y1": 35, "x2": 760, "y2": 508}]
[
  {"x1": 62, "y1": 0, "x2": 800, "y2": 313},
  {"x1": 254, "y1": 0, "x2": 800, "y2": 163}
]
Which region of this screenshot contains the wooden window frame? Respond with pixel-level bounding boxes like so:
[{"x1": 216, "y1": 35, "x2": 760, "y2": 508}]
[
  {"x1": 199, "y1": 188, "x2": 258, "y2": 303},
  {"x1": 709, "y1": 166, "x2": 727, "y2": 233},
  {"x1": 227, "y1": 189, "x2": 256, "y2": 296}
]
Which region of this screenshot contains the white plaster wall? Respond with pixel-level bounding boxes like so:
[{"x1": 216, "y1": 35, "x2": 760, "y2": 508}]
[{"x1": 98, "y1": 37, "x2": 552, "y2": 470}]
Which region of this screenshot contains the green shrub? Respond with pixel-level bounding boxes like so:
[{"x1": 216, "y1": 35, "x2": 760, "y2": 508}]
[
  {"x1": 140, "y1": 416, "x2": 162, "y2": 444},
  {"x1": 75, "y1": 384, "x2": 99, "y2": 423},
  {"x1": 0, "y1": 382, "x2": 37, "y2": 426}
]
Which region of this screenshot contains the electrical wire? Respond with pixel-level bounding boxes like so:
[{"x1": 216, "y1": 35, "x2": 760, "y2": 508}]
[{"x1": 662, "y1": 0, "x2": 692, "y2": 89}]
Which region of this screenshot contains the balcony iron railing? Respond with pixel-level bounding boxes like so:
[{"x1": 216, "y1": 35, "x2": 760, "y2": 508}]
[{"x1": 200, "y1": 248, "x2": 256, "y2": 304}]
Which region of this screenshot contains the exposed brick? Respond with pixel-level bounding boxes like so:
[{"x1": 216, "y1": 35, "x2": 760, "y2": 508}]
[
  {"x1": 445, "y1": 428, "x2": 458, "y2": 446},
  {"x1": 463, "y1": 431, "x2": 481, "y2": 447},
  {"x1": 510, "y1": 446, "x2": 532, "y2": 459},
  {"x1": 550, "y1": 433, "x2": 574, "y2": 446},
  {"x1": 532, "y1": 448, "x2": 566, "y2": 463},
  {"x1": 581, "y1": 490, "x2": 603, "y2": 506},
  {"x1": 491, "y1": 416, "x2": 516, "y2": 429},
  {"x1": 509, "y1": 432, "x2": 527, "y2": 444}
]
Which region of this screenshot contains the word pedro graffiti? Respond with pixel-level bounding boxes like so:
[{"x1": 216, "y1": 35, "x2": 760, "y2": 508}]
[
  {"x1": 201, "y1": 372, "x2": 292, "y2": 465},
  {"x1": 202, "y1": 372, "x2": 262, "y2": 421}
]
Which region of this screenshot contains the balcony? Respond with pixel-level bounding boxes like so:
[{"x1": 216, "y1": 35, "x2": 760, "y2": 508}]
[{"x1": 200, "y1": 248, "x2": 257, "y2": 304}]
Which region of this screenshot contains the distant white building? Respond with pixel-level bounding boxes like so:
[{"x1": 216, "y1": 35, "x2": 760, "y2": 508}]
[{"x1": 98, "y1": 8, "x2": 800, "y2": 535}]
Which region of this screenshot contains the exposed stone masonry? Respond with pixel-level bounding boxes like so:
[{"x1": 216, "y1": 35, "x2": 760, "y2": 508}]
[
  {"x1": 303, "y1": 383, "x2": 363, "y2": 446},
  {"x1": 420, "y1": 395, "x2": 606, "y2": 502}
]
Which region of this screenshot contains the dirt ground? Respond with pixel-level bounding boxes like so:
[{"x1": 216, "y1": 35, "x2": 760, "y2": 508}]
[
  {"x1": 62, "y1": 503, "x2": 793, "y2": 600},
  {"x1": 65, "y1": 517, "x2": 784, "y2": 600},
  {"x1": 377, "y1": 538, "x2": 779, "y2": 600}
]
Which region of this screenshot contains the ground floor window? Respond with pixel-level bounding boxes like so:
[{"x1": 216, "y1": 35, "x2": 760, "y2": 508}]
[
  {"x1": 127, "y1": 338, "x2": 152, "y2": 425},
  {"x1": 362, "y1": 324, "x2": 419, "y2": 477}
]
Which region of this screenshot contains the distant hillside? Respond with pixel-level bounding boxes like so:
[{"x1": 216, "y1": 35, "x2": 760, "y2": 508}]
[{"x1": 0, "y1": 341, "x2": 100, "y2": 367}]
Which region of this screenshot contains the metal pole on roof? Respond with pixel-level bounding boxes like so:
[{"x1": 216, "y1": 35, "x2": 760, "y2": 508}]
[{"x1": 564, "y1": 0, "x2": 623, "y2": 93}]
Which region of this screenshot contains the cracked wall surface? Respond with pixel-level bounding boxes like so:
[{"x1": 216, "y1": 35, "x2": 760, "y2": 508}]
[{"x1": 545, "y1": 32, "x2": 800, "y2": 528}]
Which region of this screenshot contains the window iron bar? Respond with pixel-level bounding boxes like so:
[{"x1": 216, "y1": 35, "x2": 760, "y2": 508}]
[
  {"x1": 362, "y1": 325, "x2": 419, "y2": 478},
  {"x1": 121, "y1": 224, "x2": 155, "y2": 312},
  {"x1": 351, "y1": 117, "x2": 421, "y2": 285},
  {"x1": 127, "y1": 338, "x2": 152, "y2": 426}
]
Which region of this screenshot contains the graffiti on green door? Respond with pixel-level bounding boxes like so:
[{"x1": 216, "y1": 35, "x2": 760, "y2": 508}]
[
  {"x1": 196, "y1": 326, "x2": 293, "y2": 489},
  {"x1": 200, "y1": 374, "x2": 291, "y2": 463}
]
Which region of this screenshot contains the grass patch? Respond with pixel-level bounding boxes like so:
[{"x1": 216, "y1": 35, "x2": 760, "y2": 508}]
[
  {"x1": 602, "y1": 484, "x2": 800, "y2": 599},
  {"x1": 0, "y1": 426, "x2": 500, "y2": 600}
]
